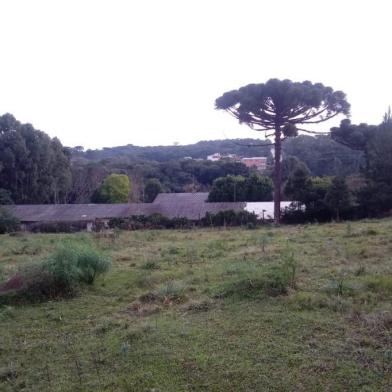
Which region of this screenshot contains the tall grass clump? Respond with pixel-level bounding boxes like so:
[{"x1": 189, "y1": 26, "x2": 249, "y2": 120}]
[
  {"x1": 0, "y1": 244, "x2": 110, "y2": 303},
  {"x1": 217, "y1": 259, "x2": 296, "y2": 299},
  {"x1": 156, "y1": 280, "x2": 187, "y2": 303},
  {"x1": 365, "y1": 275, "x2": 392, "y2": 295},
  {"x1": 75, "y1": 247, "x2": 111, "y2": 284},
  {"x1": 44, "y1": 245, "x2": 110, "y2": 286}
]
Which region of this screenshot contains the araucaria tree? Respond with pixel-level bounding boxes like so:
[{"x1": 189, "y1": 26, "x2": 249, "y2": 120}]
[{"x1": 215, "y1": 79, "x2": 350, "y2": 223}]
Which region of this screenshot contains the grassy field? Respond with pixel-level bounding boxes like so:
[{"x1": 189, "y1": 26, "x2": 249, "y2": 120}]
[{"x1": 1, "y1": 220, "x2": 392, "y2": 391}]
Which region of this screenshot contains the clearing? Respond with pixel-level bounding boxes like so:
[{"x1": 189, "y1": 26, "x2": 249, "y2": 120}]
[{"x1": 1, "y1": 220, "x2": 392, "y2": 391}]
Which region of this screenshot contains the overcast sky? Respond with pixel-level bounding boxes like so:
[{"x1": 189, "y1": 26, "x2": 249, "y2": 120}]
[{"x1": 0, "y1": 0, "x2": 391, "y2": 149}]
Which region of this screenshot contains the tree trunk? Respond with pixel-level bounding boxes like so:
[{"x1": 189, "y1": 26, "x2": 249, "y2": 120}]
[{"x1": 273, "y1": 127, "x2": 282, "y2": 224}]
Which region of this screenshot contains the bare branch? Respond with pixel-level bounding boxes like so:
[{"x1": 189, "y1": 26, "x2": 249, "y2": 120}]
[
  {"x1": 296, "y1": 127, "x2": 329, "y2": 135},
  {"x1": 300, "y1": 111, "x2": 340, "y2": 124}
]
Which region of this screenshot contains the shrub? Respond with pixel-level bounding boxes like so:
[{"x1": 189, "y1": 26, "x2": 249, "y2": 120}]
[
  {"x1": 109, "y1": 214, "x2": 194, "y2": 230},
  {"x1": 43, "y1": 247, "x2": 81, "y2": 288},
  {"x1": 21, "y1": 264, "x2": 75, "y2": 300},
  {"x1": 30, "y1": 221, "x2": 87, "y2": 233},
  {"x1": 76, "y1": 247, "x2": 111, "y2": 284},
  {"x1": 0, "y1": 208, "x2": 20, "y2": 234},
  {"x1": 109, "y1": 210, "x2": 259, "y2": 231},
  {"x1": 201, "y1": 210, "x2": 258, "y2": 227},
  {"x1": 0, "y1": 244, "x2": 110, "y2": 303}
]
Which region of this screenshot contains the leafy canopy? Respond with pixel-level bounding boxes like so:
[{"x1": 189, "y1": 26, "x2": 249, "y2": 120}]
[
  {"x1": 144, "y1": 178, "x2": 163, "y2": 203},
  {"x1": 0, "y1": 207, "x2": 20, "y2": 234},
  {"x1": 208, "y1": 173, "x2": 273, "y2": 202},
  {"x1": 0, "y1": 113, "x2": 71, "y2": 204},
  {"x1": 324, "y1": 177, "x2": 352, "y2": 220},
  {"x1": 215, "y1": 79, "x2": 350, "y2": 135},
  {"x1": 96, "y1": 174, "x2": 130, "y2": 203}
]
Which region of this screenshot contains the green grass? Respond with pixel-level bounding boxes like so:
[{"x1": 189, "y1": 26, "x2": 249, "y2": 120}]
[{"x1": 1, "y1": 220, "x2": 392, "y2": 390}]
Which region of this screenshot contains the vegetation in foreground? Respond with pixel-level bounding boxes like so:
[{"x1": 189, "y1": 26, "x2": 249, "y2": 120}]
[{"x1": 1, "y1": 220, "x2": 392, "y2": 391}]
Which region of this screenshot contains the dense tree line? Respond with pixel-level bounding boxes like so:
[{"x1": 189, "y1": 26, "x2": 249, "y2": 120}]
[
  {"x1": 283, "y1": 135, "x2": 363, "y2": 177},
  {"x1": 69, "y1": 158, "x2": 252, "y2": 203},
  {"x1": 68, "y1": 136, "x2": 364, "y2": 204},
  {"x1": 1, "y1": 109, "x2": 392, "y2": 225},
  {"x1": 282, "y1": 112, "x2": 392, "y2": 222},
  {"x1": 208, "y1": 173, "x2": 273, "y2": 202},
  {"x1": 0, "y1": 114, "x2": 71, "y2": 204},
  {"x1": 332, "y1": 114, "x2": 392, "y2": 217}
]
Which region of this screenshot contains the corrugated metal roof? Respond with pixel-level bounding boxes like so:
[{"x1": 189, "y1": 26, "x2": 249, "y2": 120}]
[
  {"x1": 153, "y1": 192, "x2": 209, "y2": 204},
  {"x1": 4, "y1": 193, "x2": 291, "y2": 222},
  {"x1": 6, "y1": 203, "x2": 158, "y2": 222},
  {"x1": 151, "y1": 192, "x2": 209, "y2": 220}
]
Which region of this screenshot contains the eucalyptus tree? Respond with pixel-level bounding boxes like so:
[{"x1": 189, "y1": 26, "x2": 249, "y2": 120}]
[
  {"x1": 215, "y1": 79, "x2": 350, "y2": 223},
  {"x1": 0, "y1": 113, "x2": 71, "y2": 204}
]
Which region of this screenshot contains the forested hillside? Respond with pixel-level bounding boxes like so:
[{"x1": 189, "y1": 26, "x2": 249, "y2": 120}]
[
  {"x1": 67, "y1": 134, "x2": 363, "y2": 203},
  {"x1": 70, "y1": 135, "x2": 362, "y2": 177},
  {"x1": 71, "y1": 139, "x2": 274, "y2": 162}
]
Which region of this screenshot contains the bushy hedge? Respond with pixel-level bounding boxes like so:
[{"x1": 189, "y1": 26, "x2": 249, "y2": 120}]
[
  {"x1": 201, "y1": 210, "x2": 258, "y2": 227},
  {"x1": 109, "y1": 214, "x2": 195, "y2": 230},
  {"x1": 29, "y1": 221, "x2": 88, "y2": 233},
  {"x1": 0, "y1": 244, "x2": 111, "y2": 303},
  {"x1": 281, "y1": 204, "x2": 362, "y2": 224},
  {"x1": 109, "y1": 210, "x2": 259, "y2": 230}
]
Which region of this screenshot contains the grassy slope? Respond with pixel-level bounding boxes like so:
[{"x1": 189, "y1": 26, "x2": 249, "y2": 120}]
[{"x1": 1, "y1": 220, "x2": 392, "y2": 391}]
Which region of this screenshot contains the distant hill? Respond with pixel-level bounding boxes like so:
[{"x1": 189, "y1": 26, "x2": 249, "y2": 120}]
[
  {"x1": 70, "y1": 135, "x2": 363, "y2": 178},
  {"x1": 71, "y1": 138, "x2": 274, "y2": 162}
]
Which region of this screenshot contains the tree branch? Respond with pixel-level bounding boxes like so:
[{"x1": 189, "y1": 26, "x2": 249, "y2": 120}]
[{"x1": 296, "y1": 127, "x2": 329, "y2": 135}]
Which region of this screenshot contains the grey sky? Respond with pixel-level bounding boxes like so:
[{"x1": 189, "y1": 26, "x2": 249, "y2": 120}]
[{"x1": 0, "y1": 0, "x2": 391, "y2": 148}]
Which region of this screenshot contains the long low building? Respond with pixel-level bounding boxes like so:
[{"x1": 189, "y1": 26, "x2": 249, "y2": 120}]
[{"x1": 4, "y1": 193, "x2": 294, "y2": 231}]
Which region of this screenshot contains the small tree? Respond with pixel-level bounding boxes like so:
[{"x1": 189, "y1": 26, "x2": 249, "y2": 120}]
[
  {"x1": 208, "y1": 175, "x2": 247, "y2": 202},
  {"x1": 216, "y1": 79, "x2": 350, "y2": 223},
  {"x1": 95, "y1": 174, "x2": 130, "y2": 203},
  {"x1": 281, "y1": 156, "x2": 308, "y2": 182},
  {"x1": 144, "y1": 178, "x2": 163, "y2": 202},
  {"x1": 245, "y1": 173, "x2": 273, "y2": 201},
  {"x1": 284, "y1": 165, "x2": 313, "y2": 206},
  {"x1": 0, "y1": 207, "x2": 20, "y2": 234},
  {"x1": 0, "y1": 188, "x2": 13, "y2": 205},
  {"x1": 324, "y1": 177, "x2": 351, "y2": 221}
]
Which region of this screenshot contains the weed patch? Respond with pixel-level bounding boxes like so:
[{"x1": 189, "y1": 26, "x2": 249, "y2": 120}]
[
  {"x1": 216, "y1": 263, "x2": 293, "y2": 299},
  {"x1": 141, "y1": 261, "x2": 160, "y2": 270},
  {"x1": 365, "y1": 275, "x2": 392, "y2": 295},
  {"x1": 0, "y1": 244, "x2": 110, "y2": 303},
  {"x1": 289, "y1": 291, "x2": 351, "y2": 312}
]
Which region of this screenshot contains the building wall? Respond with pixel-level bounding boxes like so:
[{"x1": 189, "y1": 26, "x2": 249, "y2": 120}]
[{"x1": 241, "y1": 157, "x2": 267, "y2": 171}]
